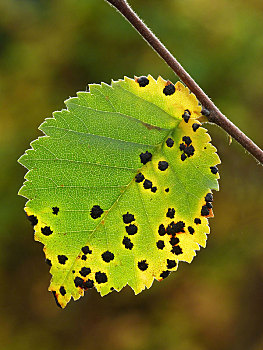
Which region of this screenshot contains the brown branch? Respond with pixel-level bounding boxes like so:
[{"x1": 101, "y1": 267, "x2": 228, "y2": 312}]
[{"x1": 105, "y1": 0, "x2": 263, "y2": 164}]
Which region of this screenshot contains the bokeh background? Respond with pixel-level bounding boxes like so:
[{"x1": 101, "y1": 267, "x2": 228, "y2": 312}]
[{"x1": 0, "y1": 0, "x2": 263, "y2": 349}]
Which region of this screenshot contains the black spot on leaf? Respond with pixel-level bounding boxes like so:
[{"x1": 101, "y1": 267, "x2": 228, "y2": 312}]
[
  {"x1": 138, "y1": 260, "x2": 148, "y2": 271},
  {"x1": 206, "y1": 202, "x2": 213, "y2": 209},
  {"x1": 166, "y1": 208, "x2": 175, "y2": 219},
  {"x1": 166, "y1": 138, "x2": 174, "y2": 147},
  {"x1": 52, "y1": 207, "x2": 59, "y2": 215},
  {"x1": 156, "y1": 240, "x2": 165, "y2": 249},
  {"x1": 163, "y1": 83, "x2": 175, "y2": 96},
  {"x1": 210, "y1": 166, "x2": 218, "y2": 174},
  {"x1": 82, "y1": 246, "x2": 92, "y2": 255},
  {"x1": 74, "y1": 276, "x2": 84, "y2": 288},
  {"x1": 170, "y1": 237, "x2": 180, "y2": 246},
  {"x1": 102, "y1": 251, "x2": 115, "y2": 263},
  {"x1": 184, "y1": 145, "x2": 195, "y2": 157},
  {"x1": 171, "y1": 245, "x2": 183, "y2": 255},
  {"x1": 151, "y1": 186, "x2": 157, "y2": 193},
  {"x1": 181, "y1": 153, "x2": 187, "y2": 161},
  {"x1": 60, "y1": 286, "x2": 66, "y2": 296},
  {"x1": 179, "y1": 143, "x2": 186, "y2": 152},
  {"x1": 140, "y1": 151, "x2": 152, "y2": 165},
  {"x1": 80, "y1": 267, "x2": 91, "y2": 277},
  {"x1": 182, "y1": 136, "x2": 192, "y2": 145},
  {"x1": 122, "y1": 236, "x2": 134, "y2": 250},
  {"x1": 205, "y1": 193, "x2": 213, "y2": 202},
  {"x1": 81, "y1": 255, "x2": 87, "y2": 261},
  {"x1": 41, "y1": 226, "x2": 53, "y2": 236},
  {"x1": 192, "y1": 123, "x2": 200, "y2": 132},
  {"x1": 173, "y1": 221, "x2": 185, "y2": 233},
  {"x1": 160, "y1": 270, "x2": 170, "y2": 279},
  {"x1": 84, "y1": 279, "x2": 94, "y2": 289},
  {"x1": 167, "y1": 259, "x2": 177, "y2": 269},
  {"x1": 158, "y1": 224, "x2": 166, "y2": 236},
  {"x1": 201, "y1": 205, "x2": 210, "y2": 216},
  {"x1": 58, "y1": 255, "x2": 68, "y2": 265},
  {"x1": 95, "y1": 271, "x2": 108, "y2": 284},
  {"x1": 167, "y1": 222, "x2": 176, "y2": 235},
  {"x1": 158, "y1": 161, "x2": 169, "y2": 171},
  {"x1": 165, "y1": 188, "x2": 170, "y2": 193},
  {"x1": 135, "y1": 173, "x2": 144, "y2": 183},
  {"x1": 143, "y1": 179, "x2": 152, "y2": 189},
  {"x1": 137, "y1": 76, "x2": 149, "y2": 87},
  {"x1": 188, "y1": 226, "x2": 195, "y2": 234},
  {"x1": 90, "y1": 205, "x2": 104, "y2": 219},
  {"x1": 27, "y1": 214, "x2": 38, "y2": 226},
  {"x1": 182, "y1": 109, "x2": 191, "y2": 123},
  {"x1": 194, "y1": 218, "x2": 201, "y2": 225},
  {"x1": 45, "y1": 259, "x2": 52, "y2": 266},
  {"x1": 126, "y1": 224, "x2": 138, "y2": 235},
  {"x1": 122, "y1": 212, "x2": 135, "y2": 224}
]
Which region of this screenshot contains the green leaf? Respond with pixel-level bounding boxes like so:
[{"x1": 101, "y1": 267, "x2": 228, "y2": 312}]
[{"x1": 18, "y1": 75, "x2": 220, "y2": 308}]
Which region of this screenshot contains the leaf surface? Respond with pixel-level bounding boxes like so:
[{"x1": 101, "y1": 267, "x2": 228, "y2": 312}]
[{"x1": 19, "y1": 76, "x2": 220, "y2": 308}]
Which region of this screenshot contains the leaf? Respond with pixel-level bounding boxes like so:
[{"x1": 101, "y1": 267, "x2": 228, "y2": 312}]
[{"x1": 18, "y1": 75, "x2": 220, "y2": 308}]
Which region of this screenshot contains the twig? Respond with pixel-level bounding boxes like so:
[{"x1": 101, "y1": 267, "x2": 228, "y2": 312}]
[{"x1": 105, "y1": 0, "x2": 263, "y2": 164}]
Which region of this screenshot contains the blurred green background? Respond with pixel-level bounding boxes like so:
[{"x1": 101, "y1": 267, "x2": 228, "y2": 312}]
[{"x1": 0, "y1": 0, "x2": 262, "y2": 349}]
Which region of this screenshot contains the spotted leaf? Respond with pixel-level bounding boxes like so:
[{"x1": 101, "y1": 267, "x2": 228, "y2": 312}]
[{"x1": 18, "y1": 75, "x2": 220, "y2": 308}]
